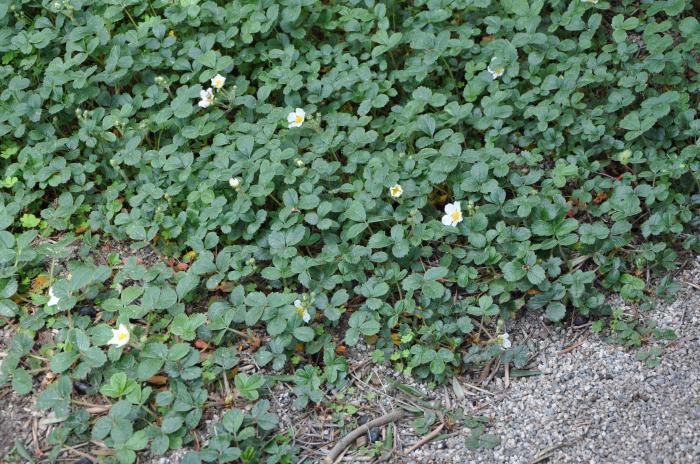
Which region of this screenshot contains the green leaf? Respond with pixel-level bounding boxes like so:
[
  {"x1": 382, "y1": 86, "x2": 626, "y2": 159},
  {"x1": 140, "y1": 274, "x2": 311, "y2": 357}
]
[
  {"x1": 345, "y1": 201, "x2": 366, "y2": 222},
  {"x1": 20, "y1": 214, "x2": 40, "y2": 228},
  {"x1": 424, "y1": 267, "x2": 448, "y2": 280},
  {"x1": 100, "y1": 373, "x2": 126, "y2": 397},
  {"x1": 527, "y1": 265, "x2": 545, "y2": 285},
  {"x1": 457, "y1": 316, "x2": 474, "y2": 333},
  {"x1": 502, "y1": 261, "x2": 526, "y2": 282},
  {"x1": 222, "y1": 409, "x2": 245, "y2": 434},
  {"x1": 293, "y1": 326, "x2": 315, "y2": 342},
  {"x1": 125, "y1": 430, "x2": 149, "y2": 451},
  {"x1": 234, "y1": 373, "x2": 264, "y2": 401},
  {"x1": 36, "y1": 377, "x2": 72, "y2": 417},
  {"x1": 170, "y1": 313, "x2": 207, "y2": 341},
  {"x1": 83, "y1": 347, "x2": 108, "y2": 368},
  {"x1": 12, "y1": 368, "x2": 32, "y2": 395},
  {"x1": 429, "y1": 356, "x2": 446, "y2": 375},
  {"x1": 422, "y1": 280, "x2": 444, "y2": 298},
  {"x1": 161, "y1": 415, "x2": 184, "y2": 434},
  {"x1": 345, "y1": 222, "x2": 368, "y2": 239},
  {"x1": 125, "y1": 223, "x2": 147, "y2": 241},
  {"x1": 176, "y1": 273, "x2": 199, "y2": 299},
  {"x1": 50, "y1": 351, "x2": 78, "y2": 373},
  {"x1": 14, "y1": 440, "x2": 35, "y2": 463},
  {"x1": 545, "y1": 302, "x2": 566, "y2": 321}
]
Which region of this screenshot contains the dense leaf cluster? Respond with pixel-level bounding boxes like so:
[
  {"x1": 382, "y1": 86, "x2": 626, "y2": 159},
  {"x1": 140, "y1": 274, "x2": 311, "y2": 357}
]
[{"x1": 1, "y1": 0, "x2": 699, "y2": 461}]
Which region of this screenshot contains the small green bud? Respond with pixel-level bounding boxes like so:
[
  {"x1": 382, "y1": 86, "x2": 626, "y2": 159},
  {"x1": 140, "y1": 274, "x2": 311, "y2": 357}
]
[{"x1": 618, "y1": 149, "x2": 631, "y2": 165}]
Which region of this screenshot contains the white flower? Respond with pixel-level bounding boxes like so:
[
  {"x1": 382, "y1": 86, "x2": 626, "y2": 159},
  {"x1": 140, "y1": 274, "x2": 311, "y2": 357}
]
[
  {"x1": 211, "y1": 74, "x2": 226, "y2": 90},
  {"x1": 294, "y1": 299, "x2": 311, "y2": 323},
  {"x1": 47, "y1": 287, "x2": 60, "y2": 307},
  {"x1": 497, "y1": 332, "x2": 511, "y2": 350},
  {"x1": 229, "y1": 177, "x2": 240, "y2": 188},
  {"x1": 389, "y1": 184, "x2": 403, "y2": 198},
  {"x1": 582, "y1": 0, "x2": 598, "y2": 4},
  {"x1": 107, "y1": 323, "x2": 130, "y2": 348},
  {"x1": 441, "y1": 201, "x2": 463, "y2": 227},
  {"x1": 287, "y1": 108, "x2": 306, "y2": 128},
  {"x1": 487, "y1": 58, "x2": 505, "y2": 79},
  {"x1": 198, "y1": 88, "x2": 214, "y2": 108}
]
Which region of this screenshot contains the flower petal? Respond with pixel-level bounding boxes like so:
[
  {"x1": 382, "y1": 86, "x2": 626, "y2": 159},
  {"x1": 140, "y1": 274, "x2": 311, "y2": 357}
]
[{"x1": 47, "y1": 287, "x2": 60, "y2": 306}]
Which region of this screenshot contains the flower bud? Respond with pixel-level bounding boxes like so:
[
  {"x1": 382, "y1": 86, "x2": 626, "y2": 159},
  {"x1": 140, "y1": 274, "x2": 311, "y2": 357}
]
[{"x1": 618, "y1": 149, "x2": 631, "y2": 165}]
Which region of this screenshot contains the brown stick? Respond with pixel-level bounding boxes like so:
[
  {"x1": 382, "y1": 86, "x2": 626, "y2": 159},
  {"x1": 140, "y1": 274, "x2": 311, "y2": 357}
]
[
  {"x1": 404, "y1": 422, "x2": 445, "y2": 454},
  {"x1": 324, "y1": 409, "x2": 405, "y2": 463},
  {"x1": 60, "y1": 444, "x2": 96, "y2": 462},
  {"x1": 32, "y1": 417, "x2": 40, "y2": 454},
  {"x1": 504, "y1": 362, "x2": 510, "y2": 389},
  {"x1": 557, "y1": 338, "x2": 586, "y2": 355},
  {"x1": 528, "y1": 442, "x2": 569, "y2": 464}
]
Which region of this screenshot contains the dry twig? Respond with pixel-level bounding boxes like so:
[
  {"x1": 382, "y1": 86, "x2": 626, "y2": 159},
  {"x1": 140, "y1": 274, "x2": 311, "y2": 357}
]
[
  {"x1": 504, "y1": 362, "x2": 510, "y2": 389},
  {"x1": 528, "y1": 442, "x2": 569, "y2": 464},
  {"x1": 558, "y1": 338, "x2": 587, "y2": 355},
  {"x1": 404, "y1": 422, "x2": 445, "y2": 454},
  {"x1": 461, "y1": 381, "x2": 494, "y2": 396},
  {"x1": 32, "y1": 417, "x2": 40, "y2": 454},
  {"x1": 324, "y1": 409, "x2": 405, "y2": 464},
  {"x1": 58, "y1": 443, "x2": 95, "y2": 462}
]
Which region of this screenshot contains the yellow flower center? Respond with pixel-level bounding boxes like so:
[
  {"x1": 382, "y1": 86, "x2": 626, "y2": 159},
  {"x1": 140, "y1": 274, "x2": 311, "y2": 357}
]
[
  {"x1": 391, "y1": 186, "x2": 401, "y2": 196},
  {"x1": 117, "y1": 332, "x2": 127, "y2": 341},
  {"x1": 295, "y1": 307, "x2": 305, "y2": 317},
  {"x1": 451, "y1": 210, "x2": 462, "y2": 222},
  {"x1": 295, "y1": 115, "x2": 304, "y2": 124}
]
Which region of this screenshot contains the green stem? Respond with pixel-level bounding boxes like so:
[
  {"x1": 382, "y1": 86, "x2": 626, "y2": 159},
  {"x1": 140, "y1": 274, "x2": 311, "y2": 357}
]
[
  {"x1": 558, "y1": 244, "x2": 571, "y2": 271},
  {"x1": 123, "y1": 7, "x2": 138, "y2": 29},
  {"x1": 440, "y1": 56, "x2": 456, "y2": 87}
]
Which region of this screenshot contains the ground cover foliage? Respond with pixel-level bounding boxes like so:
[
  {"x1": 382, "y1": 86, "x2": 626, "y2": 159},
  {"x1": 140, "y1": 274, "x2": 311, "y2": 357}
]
[{"x1": 1, "y1": 0, "x2": 699, "y2": 462}]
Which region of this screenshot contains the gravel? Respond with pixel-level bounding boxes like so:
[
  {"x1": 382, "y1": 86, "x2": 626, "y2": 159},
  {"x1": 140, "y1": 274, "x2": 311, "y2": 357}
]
[{"x1": 416, "y1": 260, "x2": 700, "y2": 464}]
